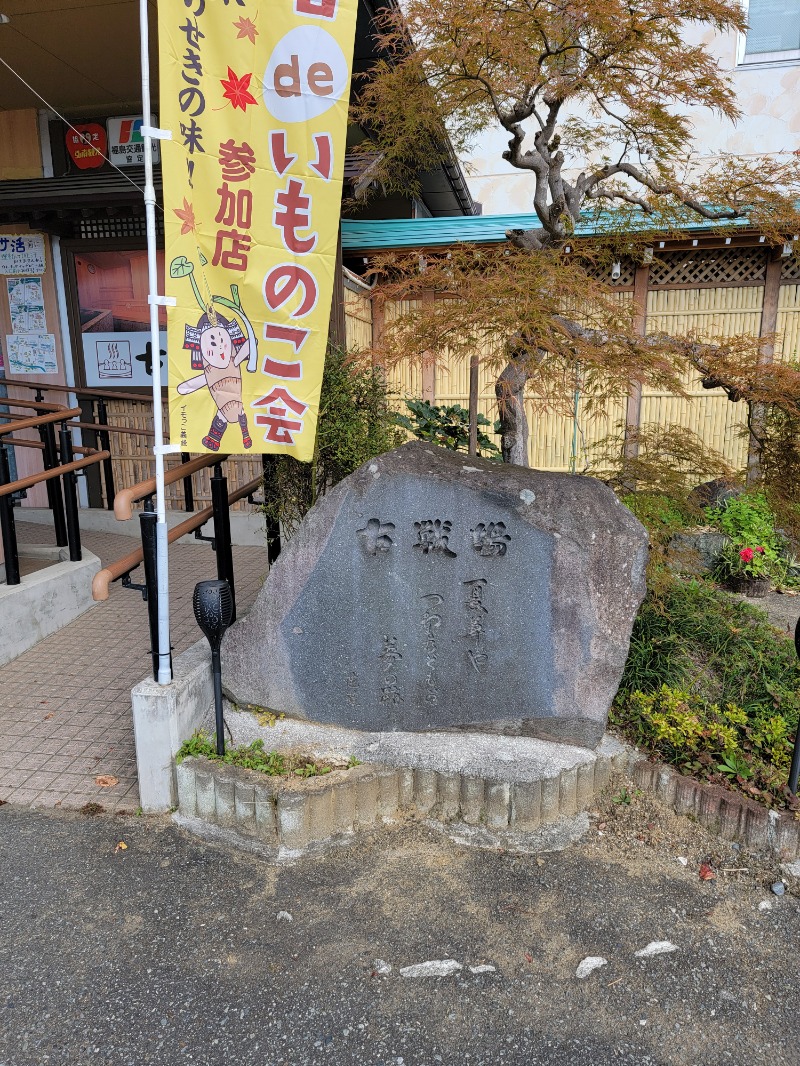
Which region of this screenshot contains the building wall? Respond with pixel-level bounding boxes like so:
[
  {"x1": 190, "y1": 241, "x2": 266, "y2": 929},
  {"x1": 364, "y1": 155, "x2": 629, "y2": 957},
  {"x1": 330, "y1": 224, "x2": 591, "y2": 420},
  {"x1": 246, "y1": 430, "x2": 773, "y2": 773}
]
[{"x1": 465, "y1": 22, "x2": 800, "y2": 217}]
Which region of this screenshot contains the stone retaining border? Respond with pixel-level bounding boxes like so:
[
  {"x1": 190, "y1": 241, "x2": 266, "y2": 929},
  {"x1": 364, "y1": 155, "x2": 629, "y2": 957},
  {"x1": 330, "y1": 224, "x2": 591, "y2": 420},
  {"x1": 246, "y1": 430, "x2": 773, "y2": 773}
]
[
  {"x1": 175, "y1": 746, "x2": 630, "y2": 859},
  {"x1": 175, "y1": 750, "x2": 800, "y2": 862},
  {"x1": 632, "y1": 759, "x2": 799, "y2": 860}
]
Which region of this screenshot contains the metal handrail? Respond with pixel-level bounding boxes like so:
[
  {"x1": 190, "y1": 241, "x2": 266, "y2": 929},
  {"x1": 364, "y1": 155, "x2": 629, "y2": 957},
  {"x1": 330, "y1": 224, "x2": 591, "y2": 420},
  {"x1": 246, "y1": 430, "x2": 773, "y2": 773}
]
[
  {"x1": 0, "y1": 450, "x2": 111, "y2": 498},
  {"x1": 0, "y1": 397, "x2": 70, "y2": 414},
  {"x1": 0, "y1": 407, "x2": 81, "y2": 437},
  {"x1": 3, "y1": 437, "x2": 96, "y2": 456},
  {"x1": 92, "y1": 475, "x2": 261, "y2": 601},
  {"x1": 113, "y1": 453, "x2": 228, "y2": 520},
  {"x1": 1, "y1": 377, "x2": 150, "y2": 403}
]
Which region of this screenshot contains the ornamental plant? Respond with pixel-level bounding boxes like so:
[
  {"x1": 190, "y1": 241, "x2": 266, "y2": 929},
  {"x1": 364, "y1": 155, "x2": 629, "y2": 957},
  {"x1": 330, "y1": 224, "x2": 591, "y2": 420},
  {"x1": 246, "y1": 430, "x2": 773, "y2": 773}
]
[
  {"x1": 706, "y1": 492, "x2": 789, "y2": 584},
  {"x1": 393, "y1": 399, "x2": 501, "y2": 457},
  {"x1": 715, "y1": 541, "x2": 775, "y2": 581}
]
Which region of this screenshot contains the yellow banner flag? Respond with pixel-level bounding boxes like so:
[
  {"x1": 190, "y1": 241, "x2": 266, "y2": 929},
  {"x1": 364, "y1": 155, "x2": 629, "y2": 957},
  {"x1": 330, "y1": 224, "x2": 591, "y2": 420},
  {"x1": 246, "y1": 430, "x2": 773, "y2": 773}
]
[{"x1": 159, "y1": 0, "x2": 358, "y2": 459}]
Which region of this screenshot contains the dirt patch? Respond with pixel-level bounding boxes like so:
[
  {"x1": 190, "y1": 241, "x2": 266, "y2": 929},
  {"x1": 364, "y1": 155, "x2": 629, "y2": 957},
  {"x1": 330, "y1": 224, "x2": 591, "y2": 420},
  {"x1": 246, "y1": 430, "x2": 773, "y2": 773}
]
[{"x1": 586, "y1": 777, "x2": 787, "y2": 895}]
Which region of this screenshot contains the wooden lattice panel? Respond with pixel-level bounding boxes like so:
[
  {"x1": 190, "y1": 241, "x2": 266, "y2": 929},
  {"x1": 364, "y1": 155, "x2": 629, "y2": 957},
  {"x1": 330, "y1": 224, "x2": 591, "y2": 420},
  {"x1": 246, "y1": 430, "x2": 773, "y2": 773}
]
[
  {"x1": 649, "y1": 249, "x2": 766, "y2": 288},
  {"x1": 75, "y1": 214, "x2": 163, "y2": 240},
  {"x1": 580, "y1": 258, "x2": 636, "y2": 288},
  {"x1": 780, "y1": 255, "x2": 800, "y2": 282}
]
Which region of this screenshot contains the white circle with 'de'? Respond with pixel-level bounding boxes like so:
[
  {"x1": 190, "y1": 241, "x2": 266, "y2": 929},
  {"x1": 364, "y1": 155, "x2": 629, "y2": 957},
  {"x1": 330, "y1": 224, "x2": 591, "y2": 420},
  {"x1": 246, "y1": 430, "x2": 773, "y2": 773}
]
[{"x1": 264, "y1": 25, "x2": 349, "y2": 124}]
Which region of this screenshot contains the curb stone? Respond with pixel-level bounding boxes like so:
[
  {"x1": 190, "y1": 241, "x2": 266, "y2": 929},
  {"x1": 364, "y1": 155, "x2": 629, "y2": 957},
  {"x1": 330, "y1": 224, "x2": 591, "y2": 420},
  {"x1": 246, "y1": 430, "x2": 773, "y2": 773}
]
[
  {"x1": 632, "y1": 759, "x2": 799, "y2": 860},
  {"x1": 174, "y1": 749, "x2": 629, "y2": 858}
]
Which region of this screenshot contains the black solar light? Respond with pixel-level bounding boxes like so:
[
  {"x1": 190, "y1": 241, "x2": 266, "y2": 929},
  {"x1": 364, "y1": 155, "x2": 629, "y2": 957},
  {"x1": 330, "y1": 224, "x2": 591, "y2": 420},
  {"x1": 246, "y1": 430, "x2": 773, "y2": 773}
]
[{"x1": 193, "y1": 579, "x2": 234, "y2": 756}]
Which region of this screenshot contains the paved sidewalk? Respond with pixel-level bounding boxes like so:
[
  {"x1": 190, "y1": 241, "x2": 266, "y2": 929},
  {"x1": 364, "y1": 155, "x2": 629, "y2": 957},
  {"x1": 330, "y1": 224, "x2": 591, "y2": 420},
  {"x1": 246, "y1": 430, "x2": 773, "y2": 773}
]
[{"x1": 0, "y1": 520, "x2": 268, "y2": 812}]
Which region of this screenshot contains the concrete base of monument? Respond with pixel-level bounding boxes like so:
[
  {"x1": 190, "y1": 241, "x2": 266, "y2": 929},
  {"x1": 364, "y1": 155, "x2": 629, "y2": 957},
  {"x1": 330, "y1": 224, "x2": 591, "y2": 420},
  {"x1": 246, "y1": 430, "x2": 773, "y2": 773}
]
[
  {"x1": 221, "y1": 703, "x2": 632, "y2": 787},
  {"x1": 171, "y1": 705, "x2": 634, "y2": 860}
]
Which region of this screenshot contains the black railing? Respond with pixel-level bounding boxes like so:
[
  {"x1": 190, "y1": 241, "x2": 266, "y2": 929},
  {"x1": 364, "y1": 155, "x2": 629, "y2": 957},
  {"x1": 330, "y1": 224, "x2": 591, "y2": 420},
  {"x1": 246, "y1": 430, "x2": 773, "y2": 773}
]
[
  {"x1": 93, "y1": 453, "x2": 272, "y2": 680},
  {"x1": 0, "y1": 404, "x2": 108, "y2": 585}
]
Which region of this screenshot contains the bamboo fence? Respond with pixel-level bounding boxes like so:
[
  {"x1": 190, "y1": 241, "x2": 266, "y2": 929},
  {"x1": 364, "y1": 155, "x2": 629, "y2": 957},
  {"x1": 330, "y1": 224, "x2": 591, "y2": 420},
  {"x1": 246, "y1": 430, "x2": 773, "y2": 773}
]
[{"x1": 97, "y1": 246, "x2": 800, "y2": 507}]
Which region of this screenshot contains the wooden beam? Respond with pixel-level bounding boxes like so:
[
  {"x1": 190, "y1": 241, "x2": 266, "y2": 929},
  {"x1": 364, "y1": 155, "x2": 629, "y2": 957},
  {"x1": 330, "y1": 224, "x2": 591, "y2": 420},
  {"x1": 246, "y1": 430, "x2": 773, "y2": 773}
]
[
  {"x1": 622, "y1": 264, "x2": 649, "y2": 483},
  {"x1": 421, "y1": 288, "x2": 436, "y2": 403},
  {"x1": 747, "y1": 256, "x2": 782, "y2": 484}
]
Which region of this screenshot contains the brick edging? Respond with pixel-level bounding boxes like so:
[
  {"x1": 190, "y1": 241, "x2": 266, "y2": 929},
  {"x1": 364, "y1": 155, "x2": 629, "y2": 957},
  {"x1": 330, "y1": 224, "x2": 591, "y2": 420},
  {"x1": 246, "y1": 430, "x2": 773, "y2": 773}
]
[
  {"x1": 175, "y1": 747, "x2": 630, "y2": 855},
  {"x1": 632, "y1": 759, "x2": 799, "y2": 859}
]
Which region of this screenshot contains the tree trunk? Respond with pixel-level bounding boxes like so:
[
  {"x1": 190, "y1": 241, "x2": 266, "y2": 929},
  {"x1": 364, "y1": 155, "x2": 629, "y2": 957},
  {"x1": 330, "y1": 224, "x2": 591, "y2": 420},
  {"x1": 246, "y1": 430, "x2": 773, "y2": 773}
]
[
  {"x1": 468, "y1": 354, "x2": 479, "y2": 456},
  {"x1": 496, "y1": 358, "x2": 530, "y2": 466}
]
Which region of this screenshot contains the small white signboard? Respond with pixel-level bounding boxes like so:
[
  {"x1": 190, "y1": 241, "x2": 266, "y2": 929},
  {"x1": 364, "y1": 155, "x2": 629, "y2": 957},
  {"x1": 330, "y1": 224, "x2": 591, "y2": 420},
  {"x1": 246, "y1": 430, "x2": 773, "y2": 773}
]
[
  {"x1": 82, "y1": 330, "x2": 168, "y2": 388},
  {"x1": 106, "y1": 115, "x2": 160, "y2": 167}
]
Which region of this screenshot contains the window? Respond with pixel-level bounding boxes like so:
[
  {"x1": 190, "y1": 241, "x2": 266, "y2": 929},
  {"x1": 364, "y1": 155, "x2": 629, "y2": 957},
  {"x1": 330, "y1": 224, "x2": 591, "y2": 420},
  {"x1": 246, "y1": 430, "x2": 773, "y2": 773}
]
[
  {"x1": 742, "y1": 0, "x2": 800, "y2": 61},
  {"x1": 73, "y1": 249, "x2": 167, "y2": 388}
]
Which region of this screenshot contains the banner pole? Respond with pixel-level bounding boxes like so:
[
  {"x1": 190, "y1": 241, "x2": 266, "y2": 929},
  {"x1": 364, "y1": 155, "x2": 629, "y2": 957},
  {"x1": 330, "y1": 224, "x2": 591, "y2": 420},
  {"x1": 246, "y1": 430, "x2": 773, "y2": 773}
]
[{"x1": 140, "y1": 0, "x2": 172, "y2": 685}]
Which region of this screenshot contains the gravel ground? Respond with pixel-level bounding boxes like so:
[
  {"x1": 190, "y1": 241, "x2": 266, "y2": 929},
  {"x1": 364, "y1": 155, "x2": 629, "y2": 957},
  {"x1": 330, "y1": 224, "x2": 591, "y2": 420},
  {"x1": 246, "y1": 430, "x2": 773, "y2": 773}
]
[{"x1": 1, "y1": 785, "x2": 799, "y2": 1066}]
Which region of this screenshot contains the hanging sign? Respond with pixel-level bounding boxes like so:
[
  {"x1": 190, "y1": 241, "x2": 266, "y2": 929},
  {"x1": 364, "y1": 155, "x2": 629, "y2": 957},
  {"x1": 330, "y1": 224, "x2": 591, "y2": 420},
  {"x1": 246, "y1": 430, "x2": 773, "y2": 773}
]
[
  {"x1": 159, "y1": 0, "x2": 358, "y2": 459},
  {"x1": 66, "y1": 123, "x2": 107, "y2": 170}
]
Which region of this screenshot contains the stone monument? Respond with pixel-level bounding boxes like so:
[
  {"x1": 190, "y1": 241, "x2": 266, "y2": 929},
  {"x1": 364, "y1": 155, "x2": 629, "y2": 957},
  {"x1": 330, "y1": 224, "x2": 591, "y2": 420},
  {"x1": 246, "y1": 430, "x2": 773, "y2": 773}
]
[{"x1": 223, "y1": 442, "x2": 648, "y2": 748}]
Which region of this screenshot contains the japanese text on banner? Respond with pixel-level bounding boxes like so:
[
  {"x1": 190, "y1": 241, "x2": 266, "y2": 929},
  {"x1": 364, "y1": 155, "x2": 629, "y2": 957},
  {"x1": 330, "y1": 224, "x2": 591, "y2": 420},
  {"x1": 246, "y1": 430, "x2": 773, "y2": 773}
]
[{"x1": 159, "y1": 0, "x2": 357, "y2": 459}]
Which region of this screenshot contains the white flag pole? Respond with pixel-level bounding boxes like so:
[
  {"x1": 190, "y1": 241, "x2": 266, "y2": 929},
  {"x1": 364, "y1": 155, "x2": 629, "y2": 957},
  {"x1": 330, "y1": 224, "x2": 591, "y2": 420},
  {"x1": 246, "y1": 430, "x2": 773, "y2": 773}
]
[{"x1": 139, "y1": 0, "x2": 173, "y2": 685}]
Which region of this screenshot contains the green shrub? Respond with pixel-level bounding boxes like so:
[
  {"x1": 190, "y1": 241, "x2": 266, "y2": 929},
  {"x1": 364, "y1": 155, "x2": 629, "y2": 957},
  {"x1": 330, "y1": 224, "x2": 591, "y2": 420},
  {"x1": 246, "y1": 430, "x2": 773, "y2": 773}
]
[
  {"x1": 394, "y1": 399, "x2": 500, "y2": 458},
  {"x1": 610, "y1": 684, "x2": 797, "y2": 809},
  {"x1": 620, "y1": 492, "x2": 696, "y2": 547},
  {"x1": 261, "y1": 345, "x2": 405, "y2": 529},
  {"x1": 614, "y1": 572, "x2": 800, "y2": 808},
  {"x1": 619, "y1": 575, "x2": 800, "y2": 724}
]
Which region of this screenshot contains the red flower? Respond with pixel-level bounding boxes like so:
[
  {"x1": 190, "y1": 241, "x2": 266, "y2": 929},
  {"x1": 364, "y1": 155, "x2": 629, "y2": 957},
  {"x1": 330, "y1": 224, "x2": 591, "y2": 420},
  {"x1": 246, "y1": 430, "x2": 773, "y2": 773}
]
[
  {"x1": 739, "y1": 548, "x2": 754, "y2": 563},
  {"x1": 755, "y1": 546, "x2": 765, "y2": 553}
]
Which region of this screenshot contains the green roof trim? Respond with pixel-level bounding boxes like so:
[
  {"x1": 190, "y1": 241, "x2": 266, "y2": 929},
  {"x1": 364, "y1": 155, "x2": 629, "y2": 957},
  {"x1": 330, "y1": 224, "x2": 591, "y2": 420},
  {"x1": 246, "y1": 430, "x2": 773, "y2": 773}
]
[{"x1": 341, "y1": 210, "x2": 754, "y2": 253}]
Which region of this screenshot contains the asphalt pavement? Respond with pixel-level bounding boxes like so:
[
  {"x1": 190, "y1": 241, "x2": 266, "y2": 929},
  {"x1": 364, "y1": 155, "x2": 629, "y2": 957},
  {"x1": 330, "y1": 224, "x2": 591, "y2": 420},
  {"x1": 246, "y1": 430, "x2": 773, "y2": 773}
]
[{"x1": 1, "y1": 800, "x2": 798, "y2": 1066}]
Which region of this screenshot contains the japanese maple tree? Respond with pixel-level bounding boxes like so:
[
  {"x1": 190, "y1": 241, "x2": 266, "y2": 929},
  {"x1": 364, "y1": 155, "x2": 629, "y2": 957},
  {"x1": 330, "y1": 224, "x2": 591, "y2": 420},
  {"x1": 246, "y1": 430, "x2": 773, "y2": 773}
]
[{"x1": 354, "y1": 0, "x2": 800, "y2": 471}]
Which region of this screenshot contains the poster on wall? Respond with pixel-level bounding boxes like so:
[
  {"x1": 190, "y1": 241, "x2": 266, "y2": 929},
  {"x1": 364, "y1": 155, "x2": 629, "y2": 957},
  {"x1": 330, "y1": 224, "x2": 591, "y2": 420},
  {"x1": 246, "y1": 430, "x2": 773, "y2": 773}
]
[
  {"x1": 5, "y1": 334, "x2": 58, "y2": 375},
  {"x1": 7, "y1": 277, "x2": 47, "y2": 334},
  {"x1": 159, "y1": 0, "x2": 358, "y2": 458},
  {"x1": 0, "y1": 235, "x2": 46, "y2": 276}
]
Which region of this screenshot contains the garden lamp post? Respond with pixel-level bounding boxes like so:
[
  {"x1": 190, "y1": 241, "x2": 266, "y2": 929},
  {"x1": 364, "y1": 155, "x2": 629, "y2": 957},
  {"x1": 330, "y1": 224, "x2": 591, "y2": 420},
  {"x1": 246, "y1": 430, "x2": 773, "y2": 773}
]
[{"x1": 193, "y1": 579, "x2": 234, "y2": 756}]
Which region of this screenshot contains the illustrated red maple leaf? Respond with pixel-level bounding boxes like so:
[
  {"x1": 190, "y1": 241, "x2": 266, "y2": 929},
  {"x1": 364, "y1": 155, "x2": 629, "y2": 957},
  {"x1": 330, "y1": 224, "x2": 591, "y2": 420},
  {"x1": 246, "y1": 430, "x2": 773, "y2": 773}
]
[
  {"x1": 233, "y1": 15, "x2": 258, "y2": 44},
  {"x1": 221, "y1": 67, "x2": 258, "y2": 111},
  {"x1": 173, "y1": 198, "x2": 197, "y2": 235}
]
